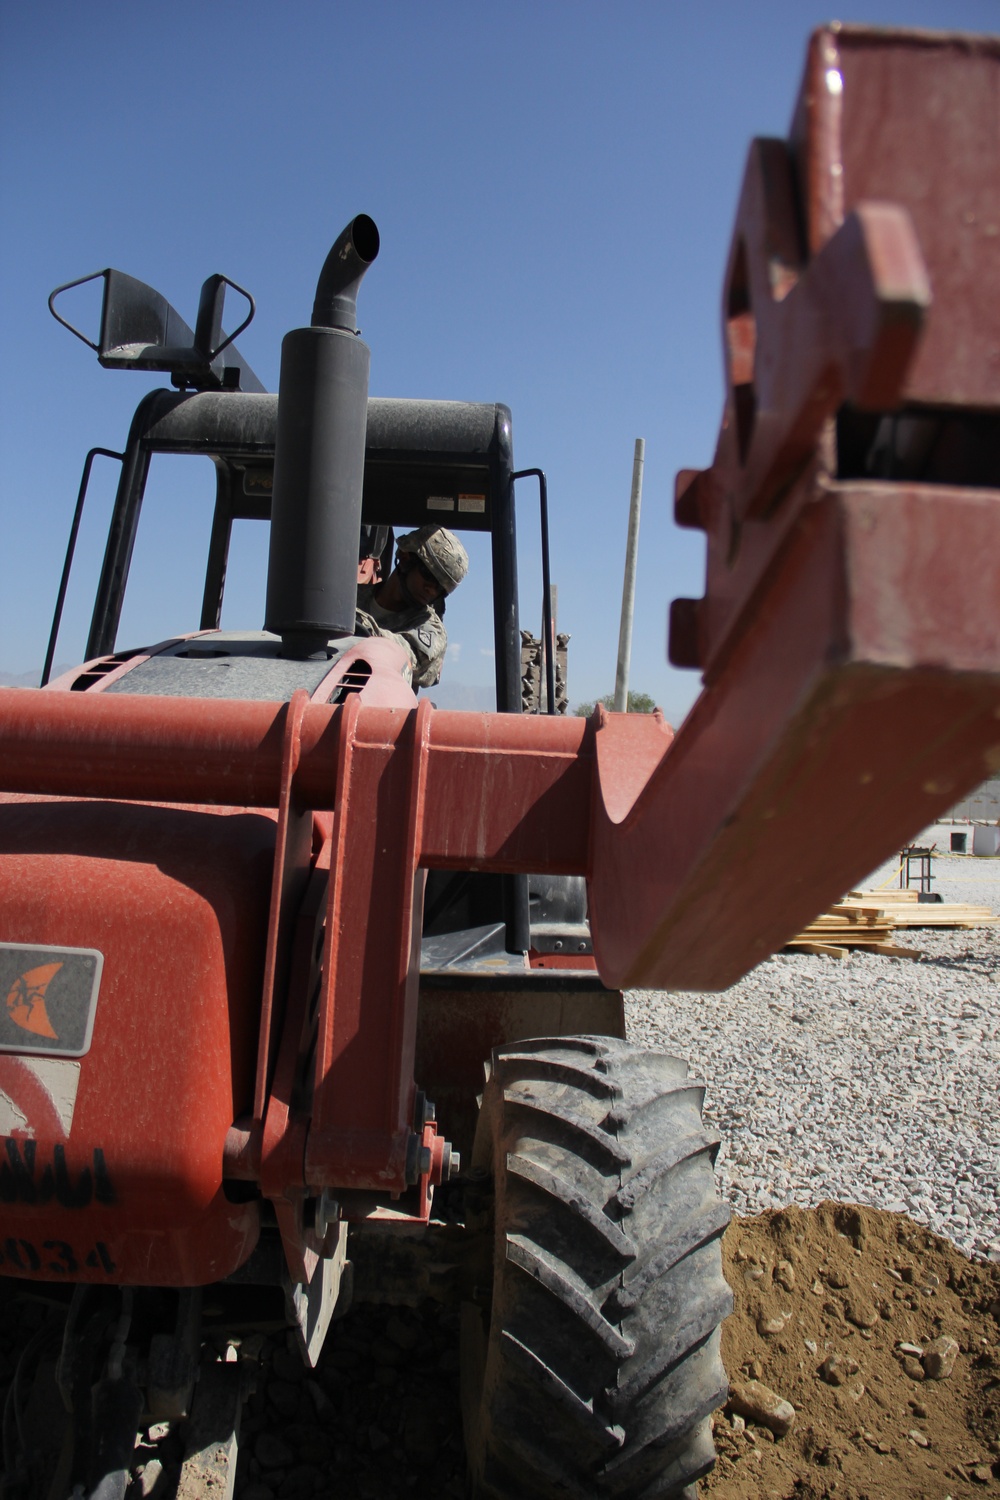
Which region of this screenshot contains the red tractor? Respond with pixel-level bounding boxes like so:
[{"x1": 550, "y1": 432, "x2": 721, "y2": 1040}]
[{"x1": 2, "y1": 25, "x2": 998, "y2": 1500}]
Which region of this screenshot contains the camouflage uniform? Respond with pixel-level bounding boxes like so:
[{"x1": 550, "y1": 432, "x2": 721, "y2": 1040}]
[
  {"x1": 355, "y1": 586, "x2": 448, "y2": 688},
  {"x1": 354, "y1": 527, "x2": 467, "y2": 689}
]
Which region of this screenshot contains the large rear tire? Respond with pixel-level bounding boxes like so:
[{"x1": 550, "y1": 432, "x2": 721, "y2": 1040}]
[{"x1": 461, "y1": 1036, "x2": 732, "y2": 1499}]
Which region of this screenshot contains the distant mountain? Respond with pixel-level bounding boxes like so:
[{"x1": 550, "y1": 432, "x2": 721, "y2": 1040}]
[
  {"x1": 0, "y1": 666, "x2": 76, "y2": 689},
  {"x1": 0, "y1": 668, "x2": 500, "y2": 708},
  {"x1": 419, "y1": 681, "x2": 497, "y2": 712}
]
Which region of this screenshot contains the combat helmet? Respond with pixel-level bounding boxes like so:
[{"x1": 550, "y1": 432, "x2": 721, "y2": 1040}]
[{"x1": 396, "y1": 525, "x2": 469, "y2": 595}]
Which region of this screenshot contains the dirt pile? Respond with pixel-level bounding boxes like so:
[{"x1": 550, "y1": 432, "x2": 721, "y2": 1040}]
[
  {"x1": 707, "y1": 1202, "x2": 1000, "y2": 1499},
  {"x1": 2, "y1": 1203, "x2": 997, "y2": 1497}
]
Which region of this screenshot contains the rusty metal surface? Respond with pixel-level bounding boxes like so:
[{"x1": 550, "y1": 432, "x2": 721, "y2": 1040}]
[
  {"x1": 303, "y1": 695, "x2": 430, "y2": 1196},
  {"x1": 670, "y1": 185, "x2": 932, "y2": 681},
  {"x1": 651, "y1": 25, "x2": 1000, "y2": 993},
  {"x1": 254, "y1": 689, "x2": 314, "y2": 1126},
  {"x1": 0, "y1": 800, "x2": 266, "y2": 1283},
  {"x1": 592, "y1": 483, "x2": 1000, "y2": 991},
  {"x1": 794, "y1": 25, "x2": 1000, "y2": 409},
  {"x1": 673, "y1": 24, "x2": 999, "y2": 687},
  {"x1": 727, "y1": 154, "x2": 929, "y2": 525}
]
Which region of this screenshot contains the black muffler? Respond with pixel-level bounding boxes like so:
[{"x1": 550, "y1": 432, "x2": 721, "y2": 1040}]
[{"x1": 264, "y1": 214, "x2": 380, "y2": 658}]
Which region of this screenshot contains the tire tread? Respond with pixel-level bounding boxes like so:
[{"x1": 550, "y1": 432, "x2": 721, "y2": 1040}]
[{"x1": 463, "y1": 1036, "x2": 730, "y2": 1500}]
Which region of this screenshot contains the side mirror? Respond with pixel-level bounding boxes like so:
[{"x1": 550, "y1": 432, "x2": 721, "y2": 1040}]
[{"x1": 48, "y1": 268, "x2": 264, "y2": 392}]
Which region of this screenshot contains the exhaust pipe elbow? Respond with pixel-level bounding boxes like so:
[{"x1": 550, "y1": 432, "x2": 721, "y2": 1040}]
[
  {"x1": 311, "y1": 214, "x2": 380, "y2": 332},
  {"x1": 264, "y1": 216, "x2": 380, "y2": 655}
]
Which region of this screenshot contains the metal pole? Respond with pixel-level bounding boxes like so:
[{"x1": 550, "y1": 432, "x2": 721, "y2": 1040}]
[
  {"x1": 614, "y1": 438, "x2": 645, "y2": 712},
  {"x1": 540, "y1": 584, "x2": 557, "y2": 713},
  {"x1": 42, "y1": 447, "x2": 123, "y2": 685}
]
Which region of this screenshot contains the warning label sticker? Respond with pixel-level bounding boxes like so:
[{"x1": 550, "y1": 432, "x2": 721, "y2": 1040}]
[{"x1": 0, "y1": 945, "x2": 103, "y2": 1058}]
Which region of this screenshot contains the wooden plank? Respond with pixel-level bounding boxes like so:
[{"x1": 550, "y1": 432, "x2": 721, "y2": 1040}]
[
  {"x1": 868, "y1": 942, "x2": 924, "y2": 960},
  {"x1": 810, "y1": 910, "x2": 890, "y2": 923},
  {"x1": 873, "y1": 911, "x2": 996, "y2": 928},
  {"x1": 806, "y1": 923, "x2": 888, "y2": 934},
  {"x1": 794, "y1": 920, "x2": 888, "y2": 930},
  {"x1": 848, "y1": 887, "x2": 920, "y2": 902},
  {"x1": 788, "y1": 929, "x2": 904, "y2": 948},
  {"x1": 844, "y1": 895, "x2": 992, "y2": 911},
  {"x1": 814, "y1": 914, "x2": 885, "y2": 927},
  {"x1": 784, "y1": 940, "x2": 848, "y2": 959},
  {"x1": 786, "y1": 936, "x2": 922, "y2": 959},
  {"x1": 839, "y1": 892, "x2": 996, "y2": 927}
]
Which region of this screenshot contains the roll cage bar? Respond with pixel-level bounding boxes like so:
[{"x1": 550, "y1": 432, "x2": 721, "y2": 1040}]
[{"x1": 46, "y1": 269, "x2": 553, "y2": 716}]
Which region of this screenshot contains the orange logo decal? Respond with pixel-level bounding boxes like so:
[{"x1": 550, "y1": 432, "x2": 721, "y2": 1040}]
[{"x1": 6, "y1": 963, "x2": 63, "y2": 1039}]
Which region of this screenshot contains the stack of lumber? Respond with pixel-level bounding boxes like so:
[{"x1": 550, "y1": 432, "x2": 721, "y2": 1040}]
[
  {"x1": 785, "y1": 903, "x2": 910, "y2": 960},
  {"x1": 841, "y1": 888, "x2": 999, "y2": 928},
  {"x1": 784, "y1": 889, "x2": 997, "y2": 959}
]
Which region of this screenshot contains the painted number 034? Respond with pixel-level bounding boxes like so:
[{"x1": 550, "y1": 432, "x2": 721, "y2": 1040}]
[{"x1": 1, "y1": 1236, "x2": 116, "y2": 1275}]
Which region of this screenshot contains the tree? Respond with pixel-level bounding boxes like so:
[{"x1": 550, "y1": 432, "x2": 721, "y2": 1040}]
[{"x1": 574, "y1": 691, "x2": 657, "y2": 717}]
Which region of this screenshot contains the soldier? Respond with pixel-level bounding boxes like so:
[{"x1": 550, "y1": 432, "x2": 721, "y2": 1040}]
[{"x1": 355, "y1": 524, "x2": 469, "y2": 688}]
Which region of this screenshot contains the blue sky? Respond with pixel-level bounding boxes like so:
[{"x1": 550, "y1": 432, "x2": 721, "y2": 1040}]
[{"x1": 1, "y1": 0, "x2": 995, "y2": 718}]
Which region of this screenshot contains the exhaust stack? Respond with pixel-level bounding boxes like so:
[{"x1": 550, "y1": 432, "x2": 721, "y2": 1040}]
[{"x1": 265, "y1": 215, "x2": 380, "y2": 658}]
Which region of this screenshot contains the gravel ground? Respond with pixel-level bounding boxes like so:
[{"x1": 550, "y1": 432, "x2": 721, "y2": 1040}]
[{"x1": 626, "y1": 852, "x2": 1000, "y2": 1264}]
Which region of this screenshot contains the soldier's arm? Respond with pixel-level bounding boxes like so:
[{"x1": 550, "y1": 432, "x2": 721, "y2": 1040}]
[{"x1": 354, "y1": 606, "x2": 447, "y2": 687}]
